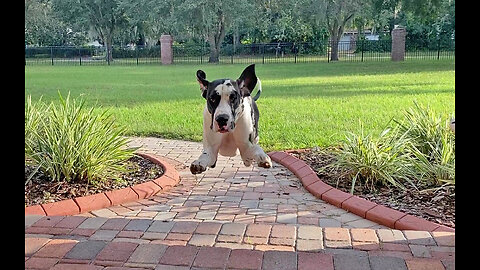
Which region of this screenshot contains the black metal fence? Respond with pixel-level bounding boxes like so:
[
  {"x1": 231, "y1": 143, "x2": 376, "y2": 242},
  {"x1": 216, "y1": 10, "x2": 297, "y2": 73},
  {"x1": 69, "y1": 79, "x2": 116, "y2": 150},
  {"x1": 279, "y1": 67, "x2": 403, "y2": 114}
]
[
  {"x1": 405, "y1": 39, "x2": 455, "y2": 60},
  {"x1": 25, "y1": 39, "x2": 455, "y2": 66},
  {"x1": 25, "y1": 45, "x2": 162, "y2": 66}
]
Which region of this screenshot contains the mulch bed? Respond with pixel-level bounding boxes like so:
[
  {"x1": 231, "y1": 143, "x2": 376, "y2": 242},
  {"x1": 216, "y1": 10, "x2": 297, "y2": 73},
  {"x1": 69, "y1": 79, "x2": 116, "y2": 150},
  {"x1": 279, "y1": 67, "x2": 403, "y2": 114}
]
[
  {"x1": 290, "y1": 148, "x2": 455, "y2": 228},
  {"x1": 25, "y1": 154, "x2": 164, "y2": 207}
]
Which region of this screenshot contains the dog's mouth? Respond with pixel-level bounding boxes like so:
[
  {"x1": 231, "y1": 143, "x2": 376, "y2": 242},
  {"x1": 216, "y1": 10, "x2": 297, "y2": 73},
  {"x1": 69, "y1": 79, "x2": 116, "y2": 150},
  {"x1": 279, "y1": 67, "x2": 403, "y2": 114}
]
[
  {"x1": 216, "y1": 121, "x2": 235, "y2": 134},
  {"x1": 218, "y1": 126, "x2": 229, "y2": 133}
]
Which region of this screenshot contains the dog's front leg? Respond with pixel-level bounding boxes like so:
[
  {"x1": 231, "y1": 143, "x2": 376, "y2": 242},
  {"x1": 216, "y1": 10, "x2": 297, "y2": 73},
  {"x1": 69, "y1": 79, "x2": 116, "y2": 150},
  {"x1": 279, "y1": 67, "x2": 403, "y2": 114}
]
[
  {"x1": 190, "y1": 143, "x2": 220, "y2": 174},
  {"x1": 252, "y1": 144, "x2": 272, "y2": 168},
  {"x1": 247, "y1": 144, "x2": 273, "y2": 169},
  {"x1": 190, "y1": 108, "x2": 222, "y2": 174}
]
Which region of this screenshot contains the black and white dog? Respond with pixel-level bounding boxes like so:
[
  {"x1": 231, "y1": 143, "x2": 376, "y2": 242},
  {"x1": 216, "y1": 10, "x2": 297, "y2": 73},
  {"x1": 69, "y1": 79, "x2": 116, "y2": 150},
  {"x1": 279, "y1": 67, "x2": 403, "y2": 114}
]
[{"x1": 190, "y1": 64, "x2": 273, "y2": 174}]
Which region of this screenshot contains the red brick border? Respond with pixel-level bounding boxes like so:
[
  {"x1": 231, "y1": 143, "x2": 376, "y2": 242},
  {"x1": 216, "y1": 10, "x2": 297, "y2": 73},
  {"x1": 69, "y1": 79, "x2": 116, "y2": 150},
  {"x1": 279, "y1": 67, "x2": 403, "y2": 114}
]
[
  {"x1": 268, "y1": 151, "x2": 454, "y2": 232},
  {"x1": 25, "y1": 153, "x2": 180, "y2": 216}
]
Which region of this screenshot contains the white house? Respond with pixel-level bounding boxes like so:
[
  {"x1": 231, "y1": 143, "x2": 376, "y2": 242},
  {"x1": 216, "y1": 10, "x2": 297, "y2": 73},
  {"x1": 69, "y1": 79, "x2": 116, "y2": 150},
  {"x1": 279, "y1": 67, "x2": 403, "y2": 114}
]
[
  {"x1": 86, "y1": 40, "x2": 103, "y2": 47},
  {"x1": 338, "y1": 30, "x2": 380, "y2": 51}
]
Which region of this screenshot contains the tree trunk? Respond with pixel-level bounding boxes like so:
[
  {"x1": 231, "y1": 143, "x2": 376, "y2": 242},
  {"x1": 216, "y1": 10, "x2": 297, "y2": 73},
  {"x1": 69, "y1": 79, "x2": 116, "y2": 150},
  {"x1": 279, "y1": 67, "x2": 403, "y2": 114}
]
[
  {"x1": 233, "y1": 25, "x2": 240, "y2": 54},
  {"x1": 326, "y1": 0, "x2": 356, "y2": 62},
  {"x1": 330, "y1": 34, "x2": 340, "y2": 61},
  {"x1": 206, "y1": 11, "x2": 226, "y2": 63},
  {"x1": 208, "y1": 42, "x2": 220, "y2": 63},
  {"x1": 105, "y1": 35, "x2": 113, "y2": 65}
]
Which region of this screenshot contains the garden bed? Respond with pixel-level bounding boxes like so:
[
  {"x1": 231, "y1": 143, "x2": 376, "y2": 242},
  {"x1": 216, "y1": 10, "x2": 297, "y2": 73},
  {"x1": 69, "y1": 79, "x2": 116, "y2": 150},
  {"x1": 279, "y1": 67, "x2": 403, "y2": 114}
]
[
  {"x1": 290, "y1": 149, "x2": 455, "y2": 228},
  {"x1": 25, "y1": 154, "x2": 164, "y2": 207}
]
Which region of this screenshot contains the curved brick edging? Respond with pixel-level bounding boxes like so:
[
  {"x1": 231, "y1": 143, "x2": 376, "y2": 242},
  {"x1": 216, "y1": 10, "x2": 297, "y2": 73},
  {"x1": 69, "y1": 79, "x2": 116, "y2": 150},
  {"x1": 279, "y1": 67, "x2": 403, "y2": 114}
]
[
  {"x1": 267, "y1": 151, "x2": 455, "y2": 233},
  {"x1": 24, "y1": 153, "x2": 180, "y2": 216}
]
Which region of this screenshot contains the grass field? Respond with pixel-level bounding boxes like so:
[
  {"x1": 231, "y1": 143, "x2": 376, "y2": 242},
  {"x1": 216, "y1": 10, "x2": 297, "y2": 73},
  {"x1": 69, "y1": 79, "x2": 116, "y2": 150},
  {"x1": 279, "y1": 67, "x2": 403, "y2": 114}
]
[{"x1": 24, "y1": 60, "x2": 455, "y2": 151}]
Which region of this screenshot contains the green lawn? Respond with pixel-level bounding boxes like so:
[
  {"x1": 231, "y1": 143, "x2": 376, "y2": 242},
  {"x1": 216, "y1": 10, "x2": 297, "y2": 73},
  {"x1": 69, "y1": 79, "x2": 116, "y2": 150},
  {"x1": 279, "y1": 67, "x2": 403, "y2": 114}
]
[{"x1": 25, "y1": 60, "x2": 455, "y2": 151}]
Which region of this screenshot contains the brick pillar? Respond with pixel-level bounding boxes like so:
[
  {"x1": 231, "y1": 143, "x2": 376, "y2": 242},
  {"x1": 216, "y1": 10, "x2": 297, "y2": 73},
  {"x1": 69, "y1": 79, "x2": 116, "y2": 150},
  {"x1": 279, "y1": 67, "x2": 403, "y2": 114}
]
[
  {"x1": 160, "y1": 35, "x2": 173, "y2": 64},
  {"x1": 391, "y1": 27, "x2": 406, "y2": 61}
]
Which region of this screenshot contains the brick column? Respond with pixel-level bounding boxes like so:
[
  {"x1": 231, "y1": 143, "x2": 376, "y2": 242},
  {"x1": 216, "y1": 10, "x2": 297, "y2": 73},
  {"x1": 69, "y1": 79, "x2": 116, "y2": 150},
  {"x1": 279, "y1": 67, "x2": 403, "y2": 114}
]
[
  {"x1": 391, "y1": 27, "x2": 406, "y2": 61},
  {"x1": 160, "y1": 35, "x2": 173, "y2": 65}
]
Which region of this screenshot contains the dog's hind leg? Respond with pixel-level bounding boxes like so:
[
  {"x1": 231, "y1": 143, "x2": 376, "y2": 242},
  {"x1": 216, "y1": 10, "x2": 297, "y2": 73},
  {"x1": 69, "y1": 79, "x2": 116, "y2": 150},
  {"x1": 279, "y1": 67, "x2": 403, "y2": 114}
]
[{"x1": 235, "y1": 140, "x2": 272, "y2": 169}]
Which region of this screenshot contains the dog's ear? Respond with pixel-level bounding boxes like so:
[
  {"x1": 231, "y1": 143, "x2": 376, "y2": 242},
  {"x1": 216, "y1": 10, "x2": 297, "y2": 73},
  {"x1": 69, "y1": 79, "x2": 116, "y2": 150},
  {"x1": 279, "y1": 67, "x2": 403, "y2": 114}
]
[
  {"x1": 196, "y1": 70, "x2": 208, "y2": 99},
  {"x1": 236, "y1": 64, "x2": 257, "y2": 97}
]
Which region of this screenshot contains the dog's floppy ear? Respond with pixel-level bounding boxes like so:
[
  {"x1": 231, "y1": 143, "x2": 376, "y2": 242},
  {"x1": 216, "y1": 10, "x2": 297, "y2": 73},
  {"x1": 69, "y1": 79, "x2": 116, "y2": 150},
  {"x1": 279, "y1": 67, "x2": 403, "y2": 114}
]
[
  {"x1": 237, "y1": 64, "x2": 257, "y2": 97},
  {"x1": 196, "y1": 70, "x2": 208, "y2": 99}
]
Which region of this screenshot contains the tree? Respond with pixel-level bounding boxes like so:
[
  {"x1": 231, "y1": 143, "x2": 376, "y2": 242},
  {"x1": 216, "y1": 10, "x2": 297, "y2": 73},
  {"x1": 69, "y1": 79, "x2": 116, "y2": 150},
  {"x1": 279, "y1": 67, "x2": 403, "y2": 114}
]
[
  {"x1": 248, "y1": 0, "x2": 318, "y2": 43},
  {"x1": 52, "y1": 0, "x2": 128, "y2": 63},
  {"x1": 120, "y1": 0, "x2": 181, "y2": 46},
  {"x1": 368, "y1": 0, "x2": 396, "y2": 35},
  {"x1": 401, "y1": 0, "x2": 443, "y2": 22},
  {"x1": 323, "y1": 0, "x2": 365, "y2": 61},
  {"x1": 435, "y1": 0, "x2": 454, "y2": 40},
  {"x1": 25, "y1": 0, "x2": 84, "y2": 46},
  {"x1": 178, "y1": 0, "x2": 254, "y2": 63},
  {"x1": 203, "y1": 3, "x2": 227, "y2": 63}
]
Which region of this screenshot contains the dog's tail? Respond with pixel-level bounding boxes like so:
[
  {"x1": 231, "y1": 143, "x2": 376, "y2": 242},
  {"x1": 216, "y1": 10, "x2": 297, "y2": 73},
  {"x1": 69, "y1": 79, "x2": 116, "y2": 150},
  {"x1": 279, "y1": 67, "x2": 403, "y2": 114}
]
[{"x1": 252, "y1": 78, "x2": 262, "y2": 101}]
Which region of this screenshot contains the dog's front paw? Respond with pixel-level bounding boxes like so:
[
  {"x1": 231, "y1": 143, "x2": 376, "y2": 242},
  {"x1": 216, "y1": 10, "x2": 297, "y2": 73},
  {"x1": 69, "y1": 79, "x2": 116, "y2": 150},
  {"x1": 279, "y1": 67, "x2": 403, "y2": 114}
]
[
  {"x1": 190, "y1": 161, "x2": 207, "y2": 174},
  {"x1": 257, "y1": 155, "x2": 272, "y2": 169},
  {"x1": 243, "y1": 158, "x2": 253, "y2": 167}
]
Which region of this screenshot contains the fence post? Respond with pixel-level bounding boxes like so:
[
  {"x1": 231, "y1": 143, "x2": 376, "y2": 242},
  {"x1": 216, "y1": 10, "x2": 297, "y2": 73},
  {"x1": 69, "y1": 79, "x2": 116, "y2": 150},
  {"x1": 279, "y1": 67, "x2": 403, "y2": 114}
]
[
  {"x1": 294, "y1": 42, "x2": 297, "y2": 63},
  {"x1": 391, "y1": 27, "x2": 406, "y2": 61},
  {"x1": 262, "y1": 44, "x2": 265, "y2": 64},
  {"x1": 51, "y1": 47, "x2": 54, "y2": 66},
  {"x1": 327, "y1": 41, "x2": 330, "y2": 63},
  {"x1": 361, "y1": 39, "x2": 364, "y2": 62},
  {"x1": 437, "y1": 39, "x2": 441, "y2": 60}
]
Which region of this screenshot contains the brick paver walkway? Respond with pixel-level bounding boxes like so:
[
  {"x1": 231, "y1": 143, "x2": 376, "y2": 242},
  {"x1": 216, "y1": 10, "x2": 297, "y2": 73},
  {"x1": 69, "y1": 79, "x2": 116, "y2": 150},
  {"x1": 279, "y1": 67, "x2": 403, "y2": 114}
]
[{"x1": 25, "y1": 137, "x2": 455, "y2": 269}]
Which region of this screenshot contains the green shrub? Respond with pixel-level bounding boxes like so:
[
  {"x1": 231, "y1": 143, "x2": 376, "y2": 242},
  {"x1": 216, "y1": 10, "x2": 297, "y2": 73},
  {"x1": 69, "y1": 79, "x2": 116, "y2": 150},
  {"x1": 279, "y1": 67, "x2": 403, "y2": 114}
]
[{"x1": 25, "y1": 93, "x2": 136, "y2": 184}]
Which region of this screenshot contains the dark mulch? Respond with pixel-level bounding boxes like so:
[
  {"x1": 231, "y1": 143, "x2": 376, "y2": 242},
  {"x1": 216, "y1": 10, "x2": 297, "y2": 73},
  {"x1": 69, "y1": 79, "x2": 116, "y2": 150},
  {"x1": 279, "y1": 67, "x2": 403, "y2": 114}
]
[
  {"x1": 25, "y1": 154, "x2": 164, "y2": 207},
  {"x1": 290, "y1": 148, "x2": 455, "y2": 228}
]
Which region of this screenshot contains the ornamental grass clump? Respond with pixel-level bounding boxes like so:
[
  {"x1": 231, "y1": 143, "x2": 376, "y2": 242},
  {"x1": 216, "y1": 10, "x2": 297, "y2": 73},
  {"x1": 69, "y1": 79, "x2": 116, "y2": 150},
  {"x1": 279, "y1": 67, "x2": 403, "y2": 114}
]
[
  {"x1": 392, "y1": 101, "x2": 455, "y2": 186},
  {"x1": 25, "y1": 95, "x2": 45, "y2": 155},
  {"x1": 332, "y1": 101, "x2": 454, "y2": 193},
  {"x1": 25, "y1": 92, "x2": 136, "y2": 184},
  {"x1": 332, "y1": 124, "x2": 416, "y2": 193}
]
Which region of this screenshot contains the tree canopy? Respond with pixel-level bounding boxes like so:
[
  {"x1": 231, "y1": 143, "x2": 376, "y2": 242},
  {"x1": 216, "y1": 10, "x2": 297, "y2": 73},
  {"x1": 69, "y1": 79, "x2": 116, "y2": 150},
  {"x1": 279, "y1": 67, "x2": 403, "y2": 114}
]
[{"x1": 25, "y1": 0, "x2": 455, "y2": 61}]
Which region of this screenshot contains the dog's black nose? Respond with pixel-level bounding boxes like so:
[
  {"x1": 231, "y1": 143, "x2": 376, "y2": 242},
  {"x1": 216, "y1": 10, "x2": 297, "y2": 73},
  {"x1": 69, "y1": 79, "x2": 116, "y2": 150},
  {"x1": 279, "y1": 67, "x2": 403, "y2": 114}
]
[{"x1": 215, "y1": 114, "x2": 229, "y2": 127}]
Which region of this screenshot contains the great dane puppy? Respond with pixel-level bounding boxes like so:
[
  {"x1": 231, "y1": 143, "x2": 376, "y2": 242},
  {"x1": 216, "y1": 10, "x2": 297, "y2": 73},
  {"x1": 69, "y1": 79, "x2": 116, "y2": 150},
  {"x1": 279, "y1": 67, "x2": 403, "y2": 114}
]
[{"x1": 190, "y1": 64, "x2": 272, "y2": 174}]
